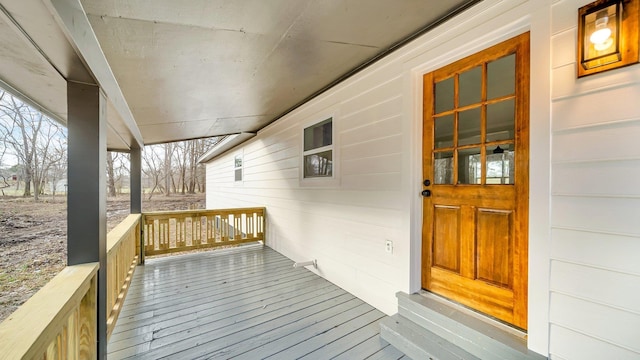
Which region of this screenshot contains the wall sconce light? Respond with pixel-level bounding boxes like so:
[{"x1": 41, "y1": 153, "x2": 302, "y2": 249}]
[{"x1": 577, "y1": 0, "x2": 640, "y2": 77}]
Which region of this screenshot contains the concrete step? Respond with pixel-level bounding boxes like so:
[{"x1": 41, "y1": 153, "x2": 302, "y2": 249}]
[
  {"x1": 395, "y1": 292, "x2": 546, "y2": 360},
  {"x1": 380, "y1": 314, "x2": 480, "y2": 360}
]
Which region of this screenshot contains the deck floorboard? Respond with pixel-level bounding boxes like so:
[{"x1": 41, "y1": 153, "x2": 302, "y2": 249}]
[{"x1": 108, "y1": 244, "x2": 406, "y2": 359}]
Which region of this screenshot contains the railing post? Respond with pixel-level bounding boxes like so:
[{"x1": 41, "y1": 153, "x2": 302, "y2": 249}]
[{"x1": 140, "y1": 215, "x2": 145, "y2": 265}]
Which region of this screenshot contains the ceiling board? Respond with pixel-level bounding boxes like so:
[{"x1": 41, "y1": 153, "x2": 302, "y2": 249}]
[
  {"x1": 80, "y1": 0, "x2": 477, "y2": 144},
  {"x1": 2, "y1": 0, "x2": 478, "y2": 147}
]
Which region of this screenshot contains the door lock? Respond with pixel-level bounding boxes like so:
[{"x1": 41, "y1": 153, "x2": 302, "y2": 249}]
[{"x1": 421, "y1": 189, "x2": 431, "y2": 197}]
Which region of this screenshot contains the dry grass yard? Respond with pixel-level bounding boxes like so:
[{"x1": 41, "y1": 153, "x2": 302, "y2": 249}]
[{"x1": 0, "y1": 193, "x2": 205, "y2": 322}]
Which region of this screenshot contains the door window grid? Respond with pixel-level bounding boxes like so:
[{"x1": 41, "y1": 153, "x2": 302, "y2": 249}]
[{"x1": 432, "y1": 53, "x2": 516, "y2": 185}]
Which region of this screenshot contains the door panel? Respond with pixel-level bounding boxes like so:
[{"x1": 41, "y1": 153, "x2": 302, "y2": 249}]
[
  {"x1": 422, "y1": 33, "x2": 529, "y2": 330},
  {"x1": 432, "y1": 206, "x2": 461, "y2": 273},
  {"x1": 476, "y1": 209, "x2": 513, "y2": 288}
]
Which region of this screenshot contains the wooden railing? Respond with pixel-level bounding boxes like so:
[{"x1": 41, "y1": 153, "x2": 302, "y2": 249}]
[
  {"x1": 0, "y1": 208, "x2": 264, "y2": 358},
  {"x1": 106, "y1": 214, "x2": 140, "y2": 340},
  {"x1": 0, "y1": 262, "x2": 99, "y2": 360},
  {"x1": 143, "y1": 207, "x2": 265, "y2": 256}
]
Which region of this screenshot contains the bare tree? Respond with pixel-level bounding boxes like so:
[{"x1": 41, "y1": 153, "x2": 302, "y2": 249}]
[
  {"x1": 0, "y1": 102, "x2": 8, "y2": 196},
  {"x1": 0, "y1": 90, "x2": 67, "y2": 200},
  {"x1": 107, "y1": 151, "x2": 117, "y2": 197},
  {"x1": 173, "y1": 141, "x2": 189, "y2": 194},
  {"x1": 48, "y1": 148, "x2": 67, "y2": 198},
  {"x1": 142, "y1": 145, "x2": 166, "y2": 199},
  {"x1": 168, "y1": 138, "x2": 217, "y2": 195},
  {"x1": 106, "y1": 151, "x2": 129, "y2": 197},
  {"x1": 163, "y1": 143, "x2": 175, "y2": 196},
  {"x1": 0, "y1": 92, "x2": 6, "y2": 168},
  {"x1": 189, "y1": 138, "x2": 218, "y2": 193},
  {"x1": 33, "y1": 121, "x2": 65, "y2": 200},
  {"x1": 140, "y1": 138, "x2": 218, "y2": 198}
]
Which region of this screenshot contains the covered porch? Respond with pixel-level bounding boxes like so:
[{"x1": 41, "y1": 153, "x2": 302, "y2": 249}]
[
  {"x1": 6, "y1": 0, "x2": 640, "y2": 359},
  {"x1": 0, "y1": 1, "x2": 478, "y2": 357},
  {"x1": 0, "y1": 207, "x2": 408, "y2": 359},
  {"x1": 108, "y1": 244, "x2": 403, "y2": 360}
]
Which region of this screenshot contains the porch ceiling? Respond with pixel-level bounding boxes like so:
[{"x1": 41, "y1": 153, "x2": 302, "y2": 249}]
[{"x1": 0, "y1": 0, "x2": 478, "y2": 149}]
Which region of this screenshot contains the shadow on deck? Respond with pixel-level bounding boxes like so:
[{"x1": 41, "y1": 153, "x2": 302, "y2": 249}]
[{"x1": 108, "y1": 244, "x2": 408, "y2": 360}]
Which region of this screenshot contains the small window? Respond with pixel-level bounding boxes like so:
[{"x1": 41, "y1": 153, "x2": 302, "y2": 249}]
[
  {"x1": 303, "y1": 118, "x2": 333, "y2": 178},
  {"x1": 234, "y1": 154, "x2": 243, "y2": 182}
]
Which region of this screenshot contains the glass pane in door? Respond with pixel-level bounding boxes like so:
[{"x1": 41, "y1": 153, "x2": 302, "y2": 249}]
[
  {"x1": 434, "y1": 114, "x2": 454, "y2": 149},
  {"x1": 459, "y1": 66, "x2": 482, "y2": 107},
  {"x1": 458, "y1": 107, "x2": 482, "y2": 146},
  {"x1": 435, "y1": 77, "x2": 454, "y2": 113},
  {"x1": 486, "y1": 144, "x2": 514, "y2": 184},
  {"x1": 487, "y1": 54, "x2": 515, "y2": 99},
  {"x1": 458, "y1": 147, "x2": 482, "y2": 184},
  {"x1": 434, "y1": 151, "x2": 454, "y2": 184},
  {"x1": 486, "y1": 99, "x2": 515, "y2": 142}
]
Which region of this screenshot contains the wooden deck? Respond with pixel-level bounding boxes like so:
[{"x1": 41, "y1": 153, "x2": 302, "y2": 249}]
[{"x1": 108, "y1": 244, "x2": 408, "y2": 360}]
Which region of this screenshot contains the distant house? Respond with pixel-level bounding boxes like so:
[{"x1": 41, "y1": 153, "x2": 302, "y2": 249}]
[
  {"x1": 202, "y1": 1, "x2": 640, "y2": 358},
  {"x1": 0, "y1": 169, "x2": 17, "y2": 185}
]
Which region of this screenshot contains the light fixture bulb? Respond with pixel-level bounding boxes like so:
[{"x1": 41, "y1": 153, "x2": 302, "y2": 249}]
[
  {"x1": 590, "y1": 27, "x2": 612, "y2": 44},
  {"x1": 590, "y1": 10, "x2": 612, "y2": 48}
]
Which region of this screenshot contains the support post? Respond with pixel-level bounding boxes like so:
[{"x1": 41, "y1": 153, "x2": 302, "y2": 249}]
[
  {"x1": 67, "y1": 81, "x2": 107, "y2": 359},
  {"x1": 130, "y1": 146, "x2": 142, "y2": 214},
  {"x1": 130, "y1": 146, "x2": 144, "y2": 264}
]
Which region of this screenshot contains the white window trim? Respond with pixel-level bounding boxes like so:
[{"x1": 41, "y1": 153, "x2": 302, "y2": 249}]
[
  {"x1": 300, "y1": 112, "x2": 340, "y2": 188},
  {"x1": 234, "y1": 152, "x2": 243, "y2": 184}
]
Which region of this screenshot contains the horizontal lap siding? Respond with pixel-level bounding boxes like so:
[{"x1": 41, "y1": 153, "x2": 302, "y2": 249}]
[
  {"x1": 206, "y1": 59, "x2": 406, "y2": 314},
  {"x1": 551, "y1": 1, "x2": 640, "y2": 358}
]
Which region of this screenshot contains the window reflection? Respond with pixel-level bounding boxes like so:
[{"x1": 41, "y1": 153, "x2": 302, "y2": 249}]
[
  {"x1": 458, "y1": 147, "x2": 482, "y2": 184},
  {"x1": 459, "y1": 66, "x2": 482, "y2": 107},
  {"x1": 304, "y1": 118, "x2": 332, "y2": 151},
  {"x1": 304, "y1": 150, "x2": 332, "y2": 178},
  {"x1": 487, "y1": 99, "x2": 515, "y2": 142},
  {"x1": 487, "y1": 54, "x2": 515, "y2": 99},
  {"x1": 458, "y1": 107, "x2": 482, "y2": 146},
  {"x1": 435, "y1": 114, "x2": 454, "y2": 148},
  {"x1": 435, "y1": 77, "x2": 454, "y2": 113},
  {"x1": 486, "y1": 145, "x2": 514, "y2": 184},
  {"x1": 434, "y1": 151, "x2": 454, "y2": 184}
]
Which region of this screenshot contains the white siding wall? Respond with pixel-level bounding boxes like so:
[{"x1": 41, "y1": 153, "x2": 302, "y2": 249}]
[
  {"x1": 206, "y1": 0, "x2": 554, "y2": 355},
  {"x1": 550, "y1": 1, "x2": 640, "y2": 359},
  {"x1": 206, "y1": 69, "x2": 409, "y2": 316}
]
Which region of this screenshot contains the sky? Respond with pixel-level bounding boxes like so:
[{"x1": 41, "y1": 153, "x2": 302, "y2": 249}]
[
  {"x1": 1, "y1": 87, "x2": 66, "y2": 169},
  {"x1": 0, "y1": 153, "x2": 18, "y2": 168}
]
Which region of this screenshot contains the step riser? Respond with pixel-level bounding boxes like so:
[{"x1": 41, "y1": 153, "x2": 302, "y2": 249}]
[
  {"x1": 379, "y1": 321, "x2": 434, "y2": 360},
  {"x1": 380, "y1": 315, "x2": 480, "y2": 360},
  {"x1": 396, "y1": 293, "x2": 546, "y2": 360},
  {"x1": 398, "y1": 298, "x2": 502, "y2": 360}
]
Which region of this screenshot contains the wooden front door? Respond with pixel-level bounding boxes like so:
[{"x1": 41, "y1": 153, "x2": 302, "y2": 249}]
[{"x1": 421, "y1": 33, "x2": 530, "y2": 330}]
